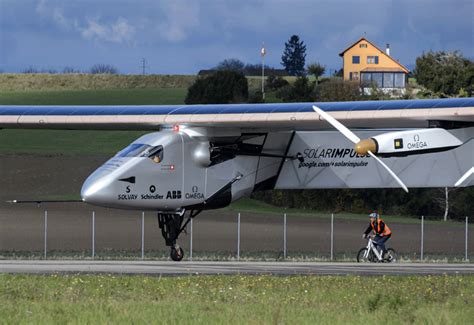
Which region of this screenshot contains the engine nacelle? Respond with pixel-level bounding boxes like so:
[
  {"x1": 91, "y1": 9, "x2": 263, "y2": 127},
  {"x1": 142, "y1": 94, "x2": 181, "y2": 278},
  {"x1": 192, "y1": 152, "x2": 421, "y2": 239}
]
[
  {"x1": 355, "y1": 128, "x2": 463, "y2": 157},
  {"x1": 192, "y1": 141, "x2": 211, "y2": 167}
]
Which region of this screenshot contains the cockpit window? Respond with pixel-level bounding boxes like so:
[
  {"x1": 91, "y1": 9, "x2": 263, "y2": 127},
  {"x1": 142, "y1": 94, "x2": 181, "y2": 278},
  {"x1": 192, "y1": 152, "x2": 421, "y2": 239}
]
[
  {"x1": 116, "y1": 144, "x2": 151, "y2": 157},
  {"x1": 140, "y1": 145, "x2": 164, "y2": 163},
  {"x1": 115, "y1": 143, "x2": 164, "y2": 163}
]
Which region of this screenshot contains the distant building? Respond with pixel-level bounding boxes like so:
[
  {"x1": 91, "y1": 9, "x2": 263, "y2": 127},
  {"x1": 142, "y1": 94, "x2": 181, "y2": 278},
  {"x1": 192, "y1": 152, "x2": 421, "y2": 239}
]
[{"x1": 339, "y1": 37, "x2": 409, "y2": 93}]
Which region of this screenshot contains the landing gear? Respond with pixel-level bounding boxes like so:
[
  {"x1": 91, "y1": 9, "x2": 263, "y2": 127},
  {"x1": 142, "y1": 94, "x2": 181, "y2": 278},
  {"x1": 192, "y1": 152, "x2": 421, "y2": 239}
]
[
  {"x1": 170, "y1": 245, "x2": 184, "y2": 261},
  {"x1": 157, "y1": 210, "x2": 202, "y2": 261}
]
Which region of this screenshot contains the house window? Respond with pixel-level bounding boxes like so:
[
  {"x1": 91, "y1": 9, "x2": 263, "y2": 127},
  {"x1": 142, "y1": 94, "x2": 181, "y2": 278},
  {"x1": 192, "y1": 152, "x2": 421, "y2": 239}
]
[
  {"x1": 372, "y1": 73, "x2": 383, "y2": 87},
  {"x1": 361, "y1": 72, "x2": 372, "y2": 86},
  {"x1": 367, "y1": 56, "x2": 379, "y2": 64},
  {"x1": 349, "y1": 72, "x2": 359, "y2": 81},
  {"x1": 352, "y1": 56, "x2": 360, "y2": 64},
  {"x1": 359, "y1": 43, "x2": 367, "y2": 48},
  {"x1": 394, "y1": 73, "x2": 405, "y2": 88},
  {"x1": 383, "y1": 73, "x2": 394, "y2": 88}
]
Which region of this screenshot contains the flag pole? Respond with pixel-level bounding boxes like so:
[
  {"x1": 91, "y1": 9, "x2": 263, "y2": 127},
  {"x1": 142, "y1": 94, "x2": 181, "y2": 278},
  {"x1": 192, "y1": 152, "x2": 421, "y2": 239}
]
[{"x1": 261, "y1": 42, "x2": 266, "y2": 101}]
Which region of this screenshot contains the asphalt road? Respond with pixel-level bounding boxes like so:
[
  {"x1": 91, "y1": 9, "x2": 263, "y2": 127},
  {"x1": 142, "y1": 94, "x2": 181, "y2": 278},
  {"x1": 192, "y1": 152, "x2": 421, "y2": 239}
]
[{"x1": 1, "y1": 260, "x2": 473, "y2": 276}]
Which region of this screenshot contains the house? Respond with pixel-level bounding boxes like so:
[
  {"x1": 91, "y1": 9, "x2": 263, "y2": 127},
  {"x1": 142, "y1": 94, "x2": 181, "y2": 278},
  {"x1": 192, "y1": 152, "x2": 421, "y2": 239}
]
[{"x1": 339, "y1": 37, "x2": 409, "y2": 93}]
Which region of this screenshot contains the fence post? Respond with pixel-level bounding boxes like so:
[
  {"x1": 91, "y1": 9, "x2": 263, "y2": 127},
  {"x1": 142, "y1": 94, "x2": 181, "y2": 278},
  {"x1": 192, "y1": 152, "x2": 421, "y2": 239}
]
[
  {"x1": 421, "y1": 215, "x2": 424, "y2": 261},
  {"x1": 44, "y1": 210, "x2": 48, "y2": 259},
  {"x1": 92, "y1": 211, "x2": 95, "y2": 259},
  {"x1": 466, "y1": 216, "x2": 469, "y2": 261},
  {"x1": 237, "y1": 213, "x2": 241, "y2": 261},
  {"x1": 141, "y1": 212, "x2": 145, "y2": 260},
  {"x1": 331, "y1": 213, "x2": 334, "y2": 261},
  {"x1": 190, "y1": 218, "x2": 193, "y2": 261},
  {"x1": 283, "y1": 213, "x2": 287, "y2": 259}
]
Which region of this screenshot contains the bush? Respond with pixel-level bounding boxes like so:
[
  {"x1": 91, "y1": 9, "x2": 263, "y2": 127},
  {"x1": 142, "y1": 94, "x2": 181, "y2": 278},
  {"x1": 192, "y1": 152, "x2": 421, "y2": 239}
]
[
  {"x1": 414, "y1": 51, "x2": 474, "y2": 96},
  {"x1": 90, "y1": 64, "x2": 119, "y2": 74},
  {"x1": 276, "y1": 76, "x2": 315, "y2": 102},
  {"x1": 266, "y1": 75, "x2": 289, "y2": 90},
  {"x1": 185, "y1": 70, "x2": 248, "y2": 104},
  {"x1": 23, "y1": 66, "x2": 39, "y2": 74},
  {"x1": 314, "y1": 78, "x2": 363, "y2": 102},
  {"x1": 248, "y1": 90, "x2": 265, "y2": 103},
  {"x1": 215, "y1": 59, "x2": 245, "y2": 72}
]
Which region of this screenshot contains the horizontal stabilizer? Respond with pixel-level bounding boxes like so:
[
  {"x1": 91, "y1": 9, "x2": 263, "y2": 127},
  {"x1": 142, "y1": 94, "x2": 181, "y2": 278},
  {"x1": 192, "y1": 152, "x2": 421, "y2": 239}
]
[{"x1": 7, "y1": 199, "x2": 84, "y2": 204}]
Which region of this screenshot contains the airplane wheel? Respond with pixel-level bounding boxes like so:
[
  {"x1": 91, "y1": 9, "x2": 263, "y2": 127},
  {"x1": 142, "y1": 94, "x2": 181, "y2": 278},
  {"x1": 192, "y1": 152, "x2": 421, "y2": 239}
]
[{"x1": 170, "y1": 247, "x2": 184, "y2": 261}]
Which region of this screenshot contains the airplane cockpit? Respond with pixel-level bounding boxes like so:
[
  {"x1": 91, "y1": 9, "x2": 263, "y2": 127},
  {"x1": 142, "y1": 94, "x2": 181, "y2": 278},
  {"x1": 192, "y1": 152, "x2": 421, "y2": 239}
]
[{"x1": 116, "y1": 143, "x2": 164, "y2": 163}]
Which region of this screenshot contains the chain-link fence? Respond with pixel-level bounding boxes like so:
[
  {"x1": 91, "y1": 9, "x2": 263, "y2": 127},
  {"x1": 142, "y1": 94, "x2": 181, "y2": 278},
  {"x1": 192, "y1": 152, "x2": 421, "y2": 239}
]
[{"x1": 0, "y1": 204, "x2": 471, "y2": 261}]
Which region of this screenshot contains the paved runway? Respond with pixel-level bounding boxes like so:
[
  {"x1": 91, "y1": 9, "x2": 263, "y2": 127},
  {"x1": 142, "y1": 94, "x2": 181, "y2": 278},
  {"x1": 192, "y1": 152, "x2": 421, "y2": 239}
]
[{"x1": 0, "y1": 260, "x2": 473, "y2": 276}]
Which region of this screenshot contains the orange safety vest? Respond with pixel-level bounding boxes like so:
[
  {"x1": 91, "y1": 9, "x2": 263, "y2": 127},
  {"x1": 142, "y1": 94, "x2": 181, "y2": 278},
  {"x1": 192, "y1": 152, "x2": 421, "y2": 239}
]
[{"x1": 370, "y1": 218, "x2": 392, "y2": 236}]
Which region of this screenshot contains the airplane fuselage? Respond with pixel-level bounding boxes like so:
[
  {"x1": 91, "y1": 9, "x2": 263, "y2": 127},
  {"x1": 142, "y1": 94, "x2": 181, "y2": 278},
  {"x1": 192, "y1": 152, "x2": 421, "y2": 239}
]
[{"x1": 81, "y1": 127, "x2": 474, "y2": 211}]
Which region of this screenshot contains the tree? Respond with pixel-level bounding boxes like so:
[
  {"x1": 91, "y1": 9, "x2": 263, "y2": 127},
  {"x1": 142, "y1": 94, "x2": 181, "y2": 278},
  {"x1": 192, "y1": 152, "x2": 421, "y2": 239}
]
[
  {"x1": 23, "y1": 66, "x2": 39, "y2": 74},
  {"x1": 333, "y1": 68, "x2": 343, "y2": 77},
  {"x1": 307, "y1": 62, "x2": 325, "y2": 84},
  {"x1": 185, "y1": 70, "x2": 248, "y2": 104},
  {"x1": 276, "y1": 76, "x2": 314, "y2": 102},
  {"x1": 63, "y1": 66, "x2": 81, "y2": 74},
  {"x1": 215, "y1": 59, "x2": 245, "y2": 72},
  {"x1": 314, "y1": 78, "x2": 363, "y2": 102},
  {"x1": 414, "y1": 51, "x2": 474, "y2": 95},
  {"x1": 281, "y1": 35, "x2": 307, "y2": 76},
  {"x1": 433, "y1": 187, "x2": 455, "y2": 221},
  {"x1": 90, "y1": 64, "x2": 118, "y2": 74}
]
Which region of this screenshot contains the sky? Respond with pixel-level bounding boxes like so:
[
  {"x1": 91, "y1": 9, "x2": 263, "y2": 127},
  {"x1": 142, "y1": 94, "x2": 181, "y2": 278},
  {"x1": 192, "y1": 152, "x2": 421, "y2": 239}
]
[{"x1": 0, "y1": 0, "x2": 473, "y2": 75}]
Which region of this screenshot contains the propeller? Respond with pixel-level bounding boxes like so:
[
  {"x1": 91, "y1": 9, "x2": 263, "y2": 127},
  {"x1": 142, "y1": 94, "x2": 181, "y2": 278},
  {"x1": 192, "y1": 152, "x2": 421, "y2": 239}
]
[
  {"x1": 313, "y1": 105, "x2": 409, "y2": 193},
  {"x1": 454, "y1": 167, "x2": 474, "y2": 187}
]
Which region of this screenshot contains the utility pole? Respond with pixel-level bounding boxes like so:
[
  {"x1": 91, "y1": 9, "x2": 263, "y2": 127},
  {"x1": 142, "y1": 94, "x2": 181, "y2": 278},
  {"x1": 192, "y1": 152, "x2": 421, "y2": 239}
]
[
  {"x1": 140, "y1": 58, "x2": 148, "y2": 75},
  {"x1": 261, "y1": 42, "x2": 266, "y2": 101}
]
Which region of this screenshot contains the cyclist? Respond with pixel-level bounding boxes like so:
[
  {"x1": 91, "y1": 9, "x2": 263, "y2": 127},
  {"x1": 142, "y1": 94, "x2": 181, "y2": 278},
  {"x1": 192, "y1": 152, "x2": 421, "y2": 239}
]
[{"x1": 362, "y1": 212, "x2": 392, "y2": 258}]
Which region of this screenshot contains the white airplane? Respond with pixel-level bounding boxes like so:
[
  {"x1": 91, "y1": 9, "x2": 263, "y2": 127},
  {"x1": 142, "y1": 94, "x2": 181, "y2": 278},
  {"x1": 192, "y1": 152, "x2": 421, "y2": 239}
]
[{"x1": 1, "y1": 98, "x2": 473, "y2": 260}]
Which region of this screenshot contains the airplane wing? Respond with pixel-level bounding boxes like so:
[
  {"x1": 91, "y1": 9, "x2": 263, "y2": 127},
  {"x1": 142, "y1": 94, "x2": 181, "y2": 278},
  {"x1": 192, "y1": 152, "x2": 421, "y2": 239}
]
[{"x1": 0, "y1": 98, "x2": 473, "y2": 130}]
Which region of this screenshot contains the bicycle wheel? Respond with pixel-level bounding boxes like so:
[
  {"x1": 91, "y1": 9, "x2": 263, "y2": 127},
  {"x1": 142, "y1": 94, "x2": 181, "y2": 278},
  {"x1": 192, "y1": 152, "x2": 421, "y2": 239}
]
[
  {"x1": 357, "y1": 248, "x2": 371, "y2": 262},
  {"x1": 384, "y1": 248, "x2": 398, "y2": 263}
]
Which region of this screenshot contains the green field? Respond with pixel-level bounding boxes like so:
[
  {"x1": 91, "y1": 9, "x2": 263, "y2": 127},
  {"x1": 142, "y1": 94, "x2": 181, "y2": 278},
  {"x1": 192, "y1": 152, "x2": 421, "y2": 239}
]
[
  {"x1": 0, "y1": 89, "x2": 282, "y2": 155},
  {"x1": 0, "y1": 88, "x2": 187, "y2": 105},
  {"x1": 0, "y1": 129, "x2": 148, "y2": 155},
  {"x1": 0, "y1": 88, "x2": 187, "y2": 155},
  {"x1": 0, "y1": 274, "x2": 472, "y2": 324},
  {"x1": 0, "y1": 74, "x2": 198, "y2": 91},
  {"x1": 227, "y1": 198, "x2": 471, "y2": 227}
]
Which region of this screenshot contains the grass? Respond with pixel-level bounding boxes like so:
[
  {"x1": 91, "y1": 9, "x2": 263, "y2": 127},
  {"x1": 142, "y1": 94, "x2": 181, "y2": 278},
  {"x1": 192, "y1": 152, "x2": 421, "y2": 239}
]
[
  {"x1": 0, "y1": 88, "x2": 187, "y2": 105},
  {"x1": 0, "y1": 87, "x2": 186, "y2": 155},
  {"x1": 0, "y1": 129, "x2": 148, "y2": 155},
  {"x1": 0, "y1": 73, "x2": 288, "y2": 92},
  {"x1": 0, "y1": 250, "x2": 469, "y2": 263},
  {"x1": 0, "y1": 274, "x2": 472, "y2": 323},
  {"x1": 0, "y1": 74, "x2": 198, "y2": 91},
  {"x1": 228, "y1": 198, "x2": 473, "y2": 227},
  {"x1": 0, "y1": 85, "x2": 281, "y2": 155}
]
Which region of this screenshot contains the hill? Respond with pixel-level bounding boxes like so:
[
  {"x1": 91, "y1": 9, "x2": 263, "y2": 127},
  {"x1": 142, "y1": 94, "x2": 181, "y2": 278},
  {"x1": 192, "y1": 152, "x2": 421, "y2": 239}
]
[
  {"x1": 0, "y1": 73, "x2": 265, "y2": 92},
  {"x1": 0, "y1": 74, "x2": 197, "y2": 91}
]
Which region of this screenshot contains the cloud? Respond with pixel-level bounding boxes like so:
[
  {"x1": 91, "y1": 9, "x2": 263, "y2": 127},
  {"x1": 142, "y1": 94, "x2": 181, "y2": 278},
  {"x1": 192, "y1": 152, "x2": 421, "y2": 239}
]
[
  {"x1": 155, "y1": 1, "x2": 200, "y2": 42},
  {"x1": 36, "y1": 0, "x2": 71, "y2": 28},
  {"x1": 4, "y1": 0, "x2": 470, "y2": 74},
  {"x1": 81, "y1": 17, "x2": 135, "y2": 44},
  {"x1": 35, "y1": 0, "x2": 135, "y2": 44}
]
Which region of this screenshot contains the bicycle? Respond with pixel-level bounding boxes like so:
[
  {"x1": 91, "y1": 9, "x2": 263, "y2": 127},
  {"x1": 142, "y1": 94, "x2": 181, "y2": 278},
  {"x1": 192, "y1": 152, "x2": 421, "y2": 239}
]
[{"x1": 357, "y1": 236, "x2": 398, "y2": 263}]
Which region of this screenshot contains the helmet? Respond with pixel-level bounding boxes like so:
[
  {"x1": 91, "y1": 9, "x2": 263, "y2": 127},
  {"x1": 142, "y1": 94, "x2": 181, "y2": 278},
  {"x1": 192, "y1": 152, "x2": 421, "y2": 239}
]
[{"x1": 369, "y1": 212, "x2": 379, "y2": 219}]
